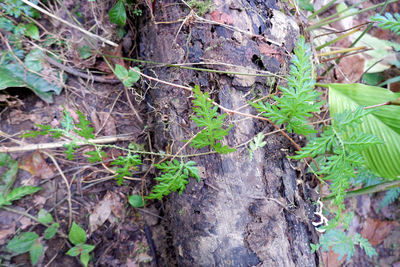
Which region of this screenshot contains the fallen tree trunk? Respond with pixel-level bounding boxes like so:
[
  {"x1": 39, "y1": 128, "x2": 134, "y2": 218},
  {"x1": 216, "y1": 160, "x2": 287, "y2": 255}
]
[{"x1": 139, "y1": 0, "x2": 319, "y2": 265}]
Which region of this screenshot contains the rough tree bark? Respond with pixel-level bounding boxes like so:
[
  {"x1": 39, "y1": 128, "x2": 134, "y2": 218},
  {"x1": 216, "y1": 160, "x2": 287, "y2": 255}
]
[{"x1": 139, "y1": 0, "x2": 319, "y2": 266}]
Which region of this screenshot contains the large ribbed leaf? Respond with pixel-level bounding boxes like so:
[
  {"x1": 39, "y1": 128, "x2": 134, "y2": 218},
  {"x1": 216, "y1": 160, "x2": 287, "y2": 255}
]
[{"x1": 328, "y1": 83, "x2": 400, "y2": 180}]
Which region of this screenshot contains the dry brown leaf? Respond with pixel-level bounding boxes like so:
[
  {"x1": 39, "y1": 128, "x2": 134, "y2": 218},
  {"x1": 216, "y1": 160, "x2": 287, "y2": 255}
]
[
  {"x1": 19, "y1": 217, "x2": 33, "y2": 230},
  {"x1": 90, "y1": 110, "x2": 101, "y2": 133},
  {"x1": 0, "y1": 224, "x2": 16, "y2": 245},
  {"x1": 322, "y1": 249, "x2": 345, "y2": 267},
  {"x1": 19, "y1": 151, "x2": 55, "y2": 179},
  {"x1": 98, "y1": 112, "x2": 117, "y2": 136},
  {"x1": 361, "y1": 218, "x2": 400, "y2": 246},
  {"x1": 89, "y1": 191, "x2": 123, "y2": 233}
]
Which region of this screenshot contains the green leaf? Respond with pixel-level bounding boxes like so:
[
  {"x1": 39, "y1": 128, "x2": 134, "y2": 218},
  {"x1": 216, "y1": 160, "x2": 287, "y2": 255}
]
[
  {"x1": 7, "y1": 232, "x2": 39, "y2": 254},
  {"x1": 66, "y1": 246, "x2": 81, "y2": 257},
  {"x1": 190, "y1": 86, "x2": 235, "y2": 153},
  {"x1": 128, "y1": 194, "x2": 145, "y2": 208},
  {"x1": 80, "y1": 252, "x2": 90, "y2": 267},
  {"x1": 0, "y1": 153, "x2": 18, "y2": 197},
  {"x1": 69, "y1": 222, "x2": 87, "y2": 245},
  {"x1": 114, "y1": 64, "x2": 128, "y2": 84},
  {"x1": 128, "y1": 67, "x2": 140, "y2": 83},
  {"x1": 147, "y1": 159, "x2": 201, "y2": 200},
  {"x1": 29, "y1": 240, "x2": 44, "y2": 265},
  {"x1": 371, "y1": 12, "x2": 400, "y2": 35},
  {"x1": 23, "y1": 23, "x2": 39, "y2": 40},
  {"x1": 85, "y1": 150, "x2": 106, "y2": 163},
  {"x1": 328, "y1": 83, "x2": 400, "y2": 179},
  {"x1": 250, "y1": 36, "x2": 322, "y2": 135},
  {"x1": 108, "y1": 0, "x2": 126, "y2": 26},
  {"x1": 24, "y1": 49, "x2": 43, "y2": 72},
  {"x1": 74, "y1": 110, "x2": 94, "y2": 139},
  {"x1": 0, "y1": 63, "x2": 62, "y2": 103},
  {"x1": 80, "y1": 244, "x2": 95, "y2": 254},
  {"x1": 38, "y1": 209, "x2": 53, "y2": 224},
  {"x1": 78, "y1": 46, "x2": 92, "y2": 59},
  {"x1": 6, "y1": 186, "x2": 41, "y2": 203},
  {"x1": 44, "y1": 223, "x2": 59, "y2": 240}
]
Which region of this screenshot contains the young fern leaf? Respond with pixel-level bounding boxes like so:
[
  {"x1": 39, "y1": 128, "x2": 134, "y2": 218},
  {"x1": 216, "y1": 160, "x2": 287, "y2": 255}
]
[
  {"x1": 147, "y1": 160, "x2": 200, "y2": 200},
  {"x1": 291, "y1": 107, "x2": 383, "y2": 209},
  {"x1": 190, "y1": 85, "x2": 235, "y2": 154},
  {"x1": 111, "y1": 154, "x2": 142, "y2": 186},
  {"x1": 371, "y1": 12, "x2": 400, "y2": 35},
  {"x1": 250, "y1": 35, "x2": 322, "y2": 135}
]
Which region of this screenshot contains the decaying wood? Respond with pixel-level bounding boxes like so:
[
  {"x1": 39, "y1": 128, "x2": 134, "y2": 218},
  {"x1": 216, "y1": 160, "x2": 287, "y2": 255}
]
[{"x1": 139, "y1": 0, "x2": 319, "y2": 265}]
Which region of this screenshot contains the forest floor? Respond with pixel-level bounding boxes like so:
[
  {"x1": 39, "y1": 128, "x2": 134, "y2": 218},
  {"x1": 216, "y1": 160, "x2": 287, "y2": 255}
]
[{"x1": 0, "y1": 0, "x2": 400, "y2": 266}]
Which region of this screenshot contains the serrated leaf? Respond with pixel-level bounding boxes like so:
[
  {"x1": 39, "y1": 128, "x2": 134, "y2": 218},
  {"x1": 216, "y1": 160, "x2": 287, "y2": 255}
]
[
  {"x1": 69, "y1": 222, "x2": 87, "y2": 245},
  {"x1": 38, "y1": 209, "x2": 53, "y2": 224},
  {"x1": 147, "y1": 160, "x2": 200, "y2": 200},
  {"x1": 7, "y1": 232, "x2": 39, "y2": 254},
  {"x1": 44, "y1": 223, "x2": 59, "y2": 240},
  {"x1": 108, "y1": 0, "x2": 126, "y2": 26},
  {"x1": 66, "y1": 246, "x2": 80, "y2": 257},
  {"x1": 23, "y1": 23, "x2": 39, "y2": 40},
  {"x1": 80, "y1": 252, "x2": 90, "y2": 267},
  {"x1": 380, "y1": 187, "x2": 400, "y2": 209},
  {"x1": 190, "y1": 86, "x2": 235, "y2": 153},
  {"x1": 6, "y1": 186, "x2": 41, "y2": 203},
  {"x1": 74, "y1": 110, "x2": 94, "y2": 139},
  {"x1": 0, "y1": 63, "x2": 62, "y2": 103},
  {"x1": 128, "y1": 194, "x2": 145, "y2": 208},
  {"x1": 328, "y1": 83, "x2": 400, "y2": 179},
  {"x1": 29, "y1": 240, "x2": 43, "y2": 265}
]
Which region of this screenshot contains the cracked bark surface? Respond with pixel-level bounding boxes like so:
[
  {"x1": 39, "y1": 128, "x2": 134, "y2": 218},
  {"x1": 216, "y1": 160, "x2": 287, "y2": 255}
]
[{"x1": 139, "y1": 0, "x2": 318, "y2": 266}]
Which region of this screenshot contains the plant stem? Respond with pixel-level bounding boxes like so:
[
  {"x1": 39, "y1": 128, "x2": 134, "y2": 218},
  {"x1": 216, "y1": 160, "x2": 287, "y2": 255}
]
[
  {"x1": 2, "y1": 206, "x2": 68, "y2": 238},
  {"x1": 307, "y1": 0, "x2": 396, "y2": 31},
  {"x1": 324, "y1": 180, "x2": 400, "y2": 200}
]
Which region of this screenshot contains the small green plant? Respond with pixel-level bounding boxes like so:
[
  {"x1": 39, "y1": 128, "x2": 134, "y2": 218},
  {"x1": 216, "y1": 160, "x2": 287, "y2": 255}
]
[
  {"x1": 113, "y1": 64, "x2": 141, "y2": 87},
  {"x1": 66, "y1": 222, "x2": 95, "y2": 267},
  {"x1": 6, "y1": 232, "x2": 43, "y2": 265},
  {"x1": 147, "y1": 160, "x2": 200, "y2": 200},
  {"x1": 108, "y1": 0, "x2": 127, "y2": 26},
  {"x1": 248, "y1": 132, "x2": 267, "y2": 160},
  {"x1": 22, "y1": 109, "x2": 95, "y2": 160},
  {"x1": 292, "y1": 107, "x2": 382, "y2": 211},
  {"x1": 128, "y1": 194, "x2": 145, "y2": 208},
  {"x1": 189, "y1": 86, "x2": 235, "y2": 154},
  {"x1": 6, "y1": 209, "x2": 59, "y2": 266},
  {"x1": 371, "y1": 12, "x2": 400, "y2": 35},
  {"x1": 251, "y1": 36, "x2": 323, "y2": 136},
  {"x1": 311, "y1": 229, "x2": 377, "y2": 260},
  {"x1": 187, "y1": 0, "x2": 214, "y2": 16},
  {"x1": 111, "y1": 153, "x2": 142, "y2": 186},
  {"x1": 0, "y1": 153, "x2": 41, "y2": 208}
]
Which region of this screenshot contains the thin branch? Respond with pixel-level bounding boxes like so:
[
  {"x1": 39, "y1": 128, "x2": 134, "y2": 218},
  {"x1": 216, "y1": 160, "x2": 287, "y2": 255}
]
[
  {"x1": 42, "y1": 151, "x2": 73, "y2": 229},
  {"x1": 20, "y1": 0, "x2": 118, "y2": 47}
]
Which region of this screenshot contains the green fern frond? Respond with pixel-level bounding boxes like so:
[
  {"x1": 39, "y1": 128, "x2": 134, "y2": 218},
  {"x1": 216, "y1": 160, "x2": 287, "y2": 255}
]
[
  {"x1": 147, "y1": 160, "x2": 200, "y2": 200},
  {"x1": 380, "y1": 187, "x2": 400, "y2": 208},
  {"x1": 111, "y1": 154, "x2": 142, "y2": 186},
  {"x1": 371, "y1": 12, "x2": 400, "y2": 35},
  {"x1": 319, "y1": 229, "x2": 377, "y2": 261},
  {"x1": 291, "y1": 107, "x2": 382, "y2": 210},
  {"x1": 190, "y1": 86, "x2": 235, "y2": 154},
  {"x1": 250, "y1": 35, "x2": 322, "y2": 135}
]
